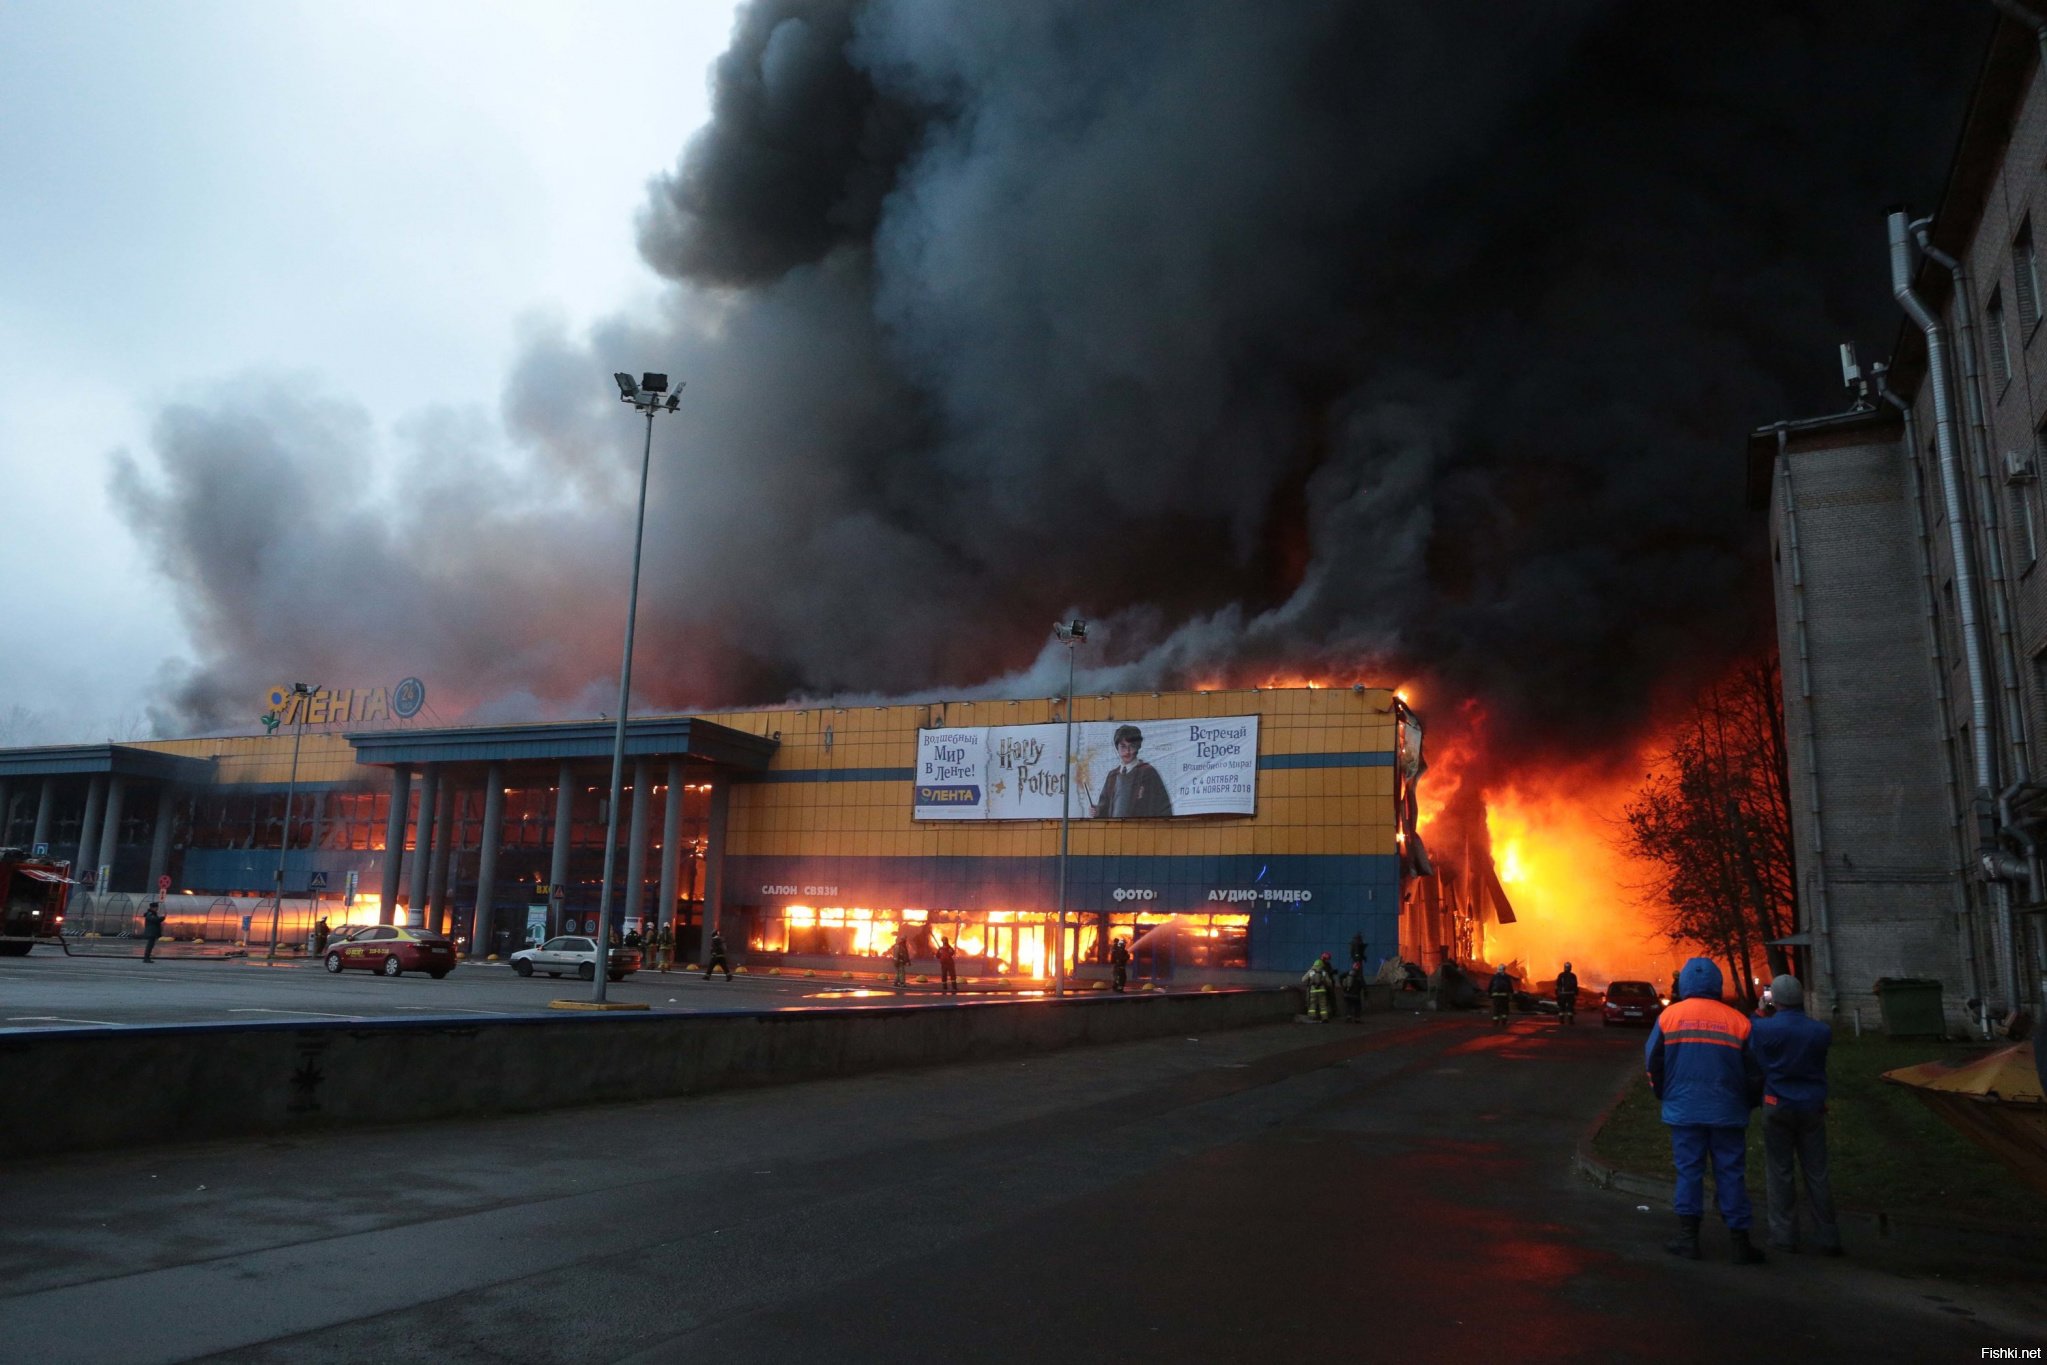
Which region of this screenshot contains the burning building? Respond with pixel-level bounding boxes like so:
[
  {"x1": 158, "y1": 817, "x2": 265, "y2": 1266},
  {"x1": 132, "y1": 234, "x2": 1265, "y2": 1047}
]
[{"x1": 0, "y1": 684, "x2": 1428, "y2": 977}]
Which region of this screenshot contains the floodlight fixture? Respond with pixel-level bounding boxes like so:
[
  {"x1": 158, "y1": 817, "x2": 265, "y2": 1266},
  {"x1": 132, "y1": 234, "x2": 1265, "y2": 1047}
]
[
  {"x1": 614, "y1": 372, "x2": 638, "y2": 400},
  {"x1": 640, "y1": 372, "x2": 668, "y2": 394}
]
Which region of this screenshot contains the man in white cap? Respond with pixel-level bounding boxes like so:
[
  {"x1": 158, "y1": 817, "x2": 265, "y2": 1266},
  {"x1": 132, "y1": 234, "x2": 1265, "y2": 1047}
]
[{"x1": 1748, "y1": 973, "x2": 1843, "y2": 1255}]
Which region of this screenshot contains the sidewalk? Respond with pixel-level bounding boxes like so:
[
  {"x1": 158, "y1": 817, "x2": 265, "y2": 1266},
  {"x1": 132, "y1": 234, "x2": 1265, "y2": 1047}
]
[{"x1": 1574, "y1": 1065, "x2": 2047, "y2": 1266}]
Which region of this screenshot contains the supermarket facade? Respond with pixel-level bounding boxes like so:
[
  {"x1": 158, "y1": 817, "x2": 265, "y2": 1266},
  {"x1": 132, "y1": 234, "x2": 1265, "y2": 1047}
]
[{"x1": 0, "y1": 685, "x2": 1423, "y2": 976}]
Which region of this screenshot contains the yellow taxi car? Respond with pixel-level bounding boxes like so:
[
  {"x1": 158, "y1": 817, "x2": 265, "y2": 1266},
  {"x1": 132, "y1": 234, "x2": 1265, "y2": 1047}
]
[{"x1": 322, "y1": 924, "x2": 458, "y2": 979}]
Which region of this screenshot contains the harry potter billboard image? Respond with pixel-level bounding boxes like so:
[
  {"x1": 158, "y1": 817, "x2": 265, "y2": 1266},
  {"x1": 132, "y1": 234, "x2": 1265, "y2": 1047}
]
[{"x1": 914, "y1": 716, "x2": 1258, "y2": 821}]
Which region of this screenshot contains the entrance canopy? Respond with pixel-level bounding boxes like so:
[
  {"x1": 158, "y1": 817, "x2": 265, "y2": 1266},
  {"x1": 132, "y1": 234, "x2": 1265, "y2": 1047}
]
[
  {"x1": 345, "y1": 715, "x2": 778, "y2": 773},
  {"x1": 0, "y1": 744, "x2": 217, "y2": 785}
]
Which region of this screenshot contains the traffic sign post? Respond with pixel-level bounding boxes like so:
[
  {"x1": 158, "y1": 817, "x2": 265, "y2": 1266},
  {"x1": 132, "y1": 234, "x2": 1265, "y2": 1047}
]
[
  {"x1": 308, "y1": 871, "x2": 329, "y2": 892},
  {"x1": 157, "y1": 874, "x2": 171, "y2": 895}
]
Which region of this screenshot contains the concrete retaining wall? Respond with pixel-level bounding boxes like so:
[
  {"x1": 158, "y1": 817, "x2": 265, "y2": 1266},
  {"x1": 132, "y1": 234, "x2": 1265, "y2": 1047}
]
[{"x1": 0, "y1": 989, "x2": 1299, "y2": 1158}]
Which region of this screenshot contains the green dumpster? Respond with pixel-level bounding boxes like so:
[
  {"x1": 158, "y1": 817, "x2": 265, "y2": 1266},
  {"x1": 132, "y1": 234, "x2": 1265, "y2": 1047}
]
[{"x1": 1873, "y1": 977, "x2": 1946, "y2": 1038}]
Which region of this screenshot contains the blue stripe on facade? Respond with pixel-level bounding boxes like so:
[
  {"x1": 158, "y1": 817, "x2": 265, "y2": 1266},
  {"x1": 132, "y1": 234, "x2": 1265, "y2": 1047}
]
[
  {"x1": 744, "y1": 751, "x2": 1391, "y2": 784},
  {"x1": 1257, "y1": 751, "x2": 1395, "y2": 769},
  {"x1": 721, "y1": 851, "x2": 1401, "y2": 973},
  {"x1": 740, "y1": 767, "x2": 917, "y2": 784}
]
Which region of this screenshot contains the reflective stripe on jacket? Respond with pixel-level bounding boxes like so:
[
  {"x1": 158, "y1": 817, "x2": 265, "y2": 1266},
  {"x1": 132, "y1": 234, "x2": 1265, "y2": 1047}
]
[{"x1": 1645, "y1": 997, "x2": 1761, "y2": 1128}]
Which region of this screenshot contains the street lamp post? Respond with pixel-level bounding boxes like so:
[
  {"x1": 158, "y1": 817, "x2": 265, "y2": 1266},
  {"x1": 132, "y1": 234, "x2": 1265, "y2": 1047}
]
[
  {"x1": 1051, "y1": 620, "x2": 1087, "y2": 995},
  {"x1": 591, "y1": 371, "x2": 683, "y2": 1003},
  {"x1": 266, "y1": 682, "x2": 314, "y2": 962}
]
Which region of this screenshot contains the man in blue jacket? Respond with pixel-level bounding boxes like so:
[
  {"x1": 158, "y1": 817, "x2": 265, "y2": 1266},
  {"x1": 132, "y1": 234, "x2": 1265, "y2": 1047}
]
[
  {"x1": 1645, "y1": 957, "x2": 1766, "y2": 1263},
  {"x1": 1749, "y1": 974, "x2": 1843, "y2": 1255}
]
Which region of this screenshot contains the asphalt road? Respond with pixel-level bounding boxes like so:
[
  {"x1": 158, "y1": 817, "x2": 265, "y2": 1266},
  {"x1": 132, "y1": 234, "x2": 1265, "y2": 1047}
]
[
  {"x1": 0, "y1": 950, "x2": 993, "y2": 1031},
  {"x1": 3, "y1": 1011, "x2": 2041, "y2": 1364}
]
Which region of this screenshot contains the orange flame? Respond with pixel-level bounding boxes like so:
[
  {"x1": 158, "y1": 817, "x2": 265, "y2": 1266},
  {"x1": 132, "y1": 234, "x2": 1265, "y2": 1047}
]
[{"x1": 1415, "y1": 705, "x2": 1685, "y2": 991}]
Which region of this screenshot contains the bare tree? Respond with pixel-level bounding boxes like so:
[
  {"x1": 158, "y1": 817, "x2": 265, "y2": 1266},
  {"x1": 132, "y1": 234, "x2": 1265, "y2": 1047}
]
[{"x1": 1622, "y1": 653, "x2": 1797, "y2": 1007}]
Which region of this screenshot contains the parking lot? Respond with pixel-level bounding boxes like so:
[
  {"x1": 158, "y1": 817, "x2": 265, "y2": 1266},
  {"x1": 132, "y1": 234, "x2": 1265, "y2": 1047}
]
[{"x1": 0, "y1": 950, "x2": 963, "y2": 1031}]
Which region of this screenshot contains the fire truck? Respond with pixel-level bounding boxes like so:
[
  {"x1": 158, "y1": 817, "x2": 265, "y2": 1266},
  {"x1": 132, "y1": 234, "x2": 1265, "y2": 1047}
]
[{"x1": 0, "y1": 848, "x2": 72, "y2": 955}]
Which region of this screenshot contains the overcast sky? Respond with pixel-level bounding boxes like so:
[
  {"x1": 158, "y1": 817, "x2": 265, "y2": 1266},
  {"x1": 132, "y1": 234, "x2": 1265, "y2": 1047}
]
[{"x1": 0, "y1": 0, "x2": 738, "y2": 745}]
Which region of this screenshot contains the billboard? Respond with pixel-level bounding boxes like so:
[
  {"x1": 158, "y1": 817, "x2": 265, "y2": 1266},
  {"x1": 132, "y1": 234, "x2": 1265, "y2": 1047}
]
[{"x1": 914, "y1": 716, "x2": 1259, "y2": 820}]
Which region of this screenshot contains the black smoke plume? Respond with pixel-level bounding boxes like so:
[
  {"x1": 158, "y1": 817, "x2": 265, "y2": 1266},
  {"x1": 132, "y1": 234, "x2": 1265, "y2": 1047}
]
[{"x1": 115, "y1": 0, "x2": 1988, "y2": 765}]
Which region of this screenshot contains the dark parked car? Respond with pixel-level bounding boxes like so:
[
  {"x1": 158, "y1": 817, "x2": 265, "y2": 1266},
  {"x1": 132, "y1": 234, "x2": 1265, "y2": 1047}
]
[
  {"x1": 1601, "y1": 980, "x2": 1664, "y2": 1027},
  {"x1": 323, "y1": 925, "x2": 457, "y2": 978}
]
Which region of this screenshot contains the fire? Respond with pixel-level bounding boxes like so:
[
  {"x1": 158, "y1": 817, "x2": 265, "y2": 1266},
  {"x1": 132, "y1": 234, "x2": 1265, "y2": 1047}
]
[
  {"x1": 1416, "y1": 709, "x2": 1683, "y2": 991},
  {"x1": 1480, "y1": 771, "x2": 1678, "y2": 989}
]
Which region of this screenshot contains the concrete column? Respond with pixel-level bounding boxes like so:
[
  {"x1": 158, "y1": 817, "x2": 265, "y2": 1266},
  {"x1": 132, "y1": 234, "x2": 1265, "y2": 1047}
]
[
  {"x1": 624, "y1": 760, "x2": 651, "y2": 933},
  {"x1": 74, "y1": 776, "x2": 106, "y2": 883},
  {"x1": 702, "y1": 781, "x2": 730, "y2": 938},
  {"x1": 146, "y1": 784, "x2": 178, "y2": 896},
  {"x1": 32, "y1": 777, "x2": 54, "y2": 850},
  {"x1": 427, "y1": 778, "x2": 456, "y2": 934},
  {"x1": 378, "y1": 765, "x2": 412, "y2": 924},
  {"x1": 548, "y1": 760, "x2": 574, "y2": 915},
  {"x1": 96, "y1": 776, "x2": 126, "y2": 890},
  {"x1": 407, "y1": 764, "x2": 440, "y2": 927},
  {"x1": 657, "y1": 758, "x2": 683, "y2": 946},
  {"x1": 471, "y1": 763, "x2": 504, "y2": 959}
]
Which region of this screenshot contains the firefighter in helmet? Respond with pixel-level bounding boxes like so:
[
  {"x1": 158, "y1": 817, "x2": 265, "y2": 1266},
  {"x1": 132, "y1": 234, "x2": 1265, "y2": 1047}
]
[{"x1": 1303, "y1": 952, "x2": 1337, "y2": 1023}]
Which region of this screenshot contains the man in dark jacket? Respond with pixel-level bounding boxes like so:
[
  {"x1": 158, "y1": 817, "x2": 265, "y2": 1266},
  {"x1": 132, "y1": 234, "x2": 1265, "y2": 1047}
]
[
  {"x1": 1554, "y1": 961, "x2": 1579, "y2": 1025},
  {"x1": 1749, "y1": 974, "x2": 1843, "y2": 1255},
  {"x1": 1109, "y1": 937, "x2": 1130, "y2": 992},
  {"x1": 1487, "y1": 966, "x2": 1514, "y2": 1026},
  {"x1": 703, "y1": 928, "x2": 732, "y2": 981},
  {"x1": 1646, "y1": 957, "x2": 1766, "y2": 1263},
  {"x1": 1090, "y1": 726, "x2": 1173, "y2": 818},
  {"x1": 1341, "y1": 960, "x2": 1366, "y2": 1022},
  {"x1": 142, "y1": 901, "x2": 165, "y2": 963}
]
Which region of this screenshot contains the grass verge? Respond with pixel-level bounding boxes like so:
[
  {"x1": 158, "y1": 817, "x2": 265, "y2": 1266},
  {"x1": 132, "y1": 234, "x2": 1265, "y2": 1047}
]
[{"x1": 1590, "y1": 1033, "x2": 2047, "y2": 1224}]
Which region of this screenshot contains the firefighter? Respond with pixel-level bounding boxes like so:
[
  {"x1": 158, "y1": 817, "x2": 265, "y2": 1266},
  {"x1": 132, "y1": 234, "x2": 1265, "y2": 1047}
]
[
  {"x1": 1110, "y1": 937, "x2": 1130, "y2": 992},
  {"x1": 936, "y1": 935, "x2": 959, "y2": 994},
  {"x1": 1303, "y1": 952, "x2": 1337, "y2": 1022},
  {"x1": 891, "y1": 930, "x2": 911, "y2": 988},
  {"x1": 1555, "y1": 961, "x2": 1579, "y2": 1026},
  {"x1": 703, "y1": 928, "x2": 732, "y2": 981},
  {"x1": 1488, "y1": 964, "x2": 1514, "y2": 1027}
]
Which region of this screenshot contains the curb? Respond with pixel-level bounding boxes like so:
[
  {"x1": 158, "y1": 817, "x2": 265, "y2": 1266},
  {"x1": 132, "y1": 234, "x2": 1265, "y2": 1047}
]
[{"x1": 1574, "y1": 1066, "x2": 2047, "y2": 1265}]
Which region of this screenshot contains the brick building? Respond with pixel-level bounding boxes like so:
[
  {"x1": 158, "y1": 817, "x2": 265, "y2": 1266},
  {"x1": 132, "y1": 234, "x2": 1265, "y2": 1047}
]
[{"x1": 1752, "y1": 17, "x2": 2047, "y2": 1028}]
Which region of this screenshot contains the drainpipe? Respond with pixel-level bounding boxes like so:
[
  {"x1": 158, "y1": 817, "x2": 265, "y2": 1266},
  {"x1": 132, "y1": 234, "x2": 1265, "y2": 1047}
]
[
  {"x1": 1913, "y1": 220, "x2": 2032, "y2": 786},
  {"x1": 1890, "y1": 208, "x2": 2018, "y2": 1011},
  {"x1": 1877, "y1": 363, "x2": 1986, "y2": 1015},
  {"x1": 1775, "y1": 427, "x2": 1842, "y2": 1013}
]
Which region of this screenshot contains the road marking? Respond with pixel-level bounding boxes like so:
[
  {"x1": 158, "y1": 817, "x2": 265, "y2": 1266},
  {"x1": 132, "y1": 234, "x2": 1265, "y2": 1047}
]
[
  {"x1": 391, "y1": 1006, "x2": 511, "y2": 1015},
  {"x1": 229, "y1": 1002, "x2": 364, "y2": 1015},
  {"x1": 6, "y1": 1016, "x2": 119, "y2": 1026}
]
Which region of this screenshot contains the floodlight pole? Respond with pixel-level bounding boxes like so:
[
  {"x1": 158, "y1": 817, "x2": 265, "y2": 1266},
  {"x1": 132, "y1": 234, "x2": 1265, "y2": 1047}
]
[
  {"x1": 266, "y1": 683, "x2": 313, "y2": 962},
  {"x1": 1053, "y1": 621, "x2": 1085, "y2": 995},
  {"x1": 593, "y1": 377, "x2": 680, "y2": 1002}
]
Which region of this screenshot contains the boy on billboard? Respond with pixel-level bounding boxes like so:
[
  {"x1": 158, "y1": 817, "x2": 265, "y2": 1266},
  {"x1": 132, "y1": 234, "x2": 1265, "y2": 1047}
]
[{"x1": 1091, "y1": 725, "x2": 1173, "y2": 819}]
